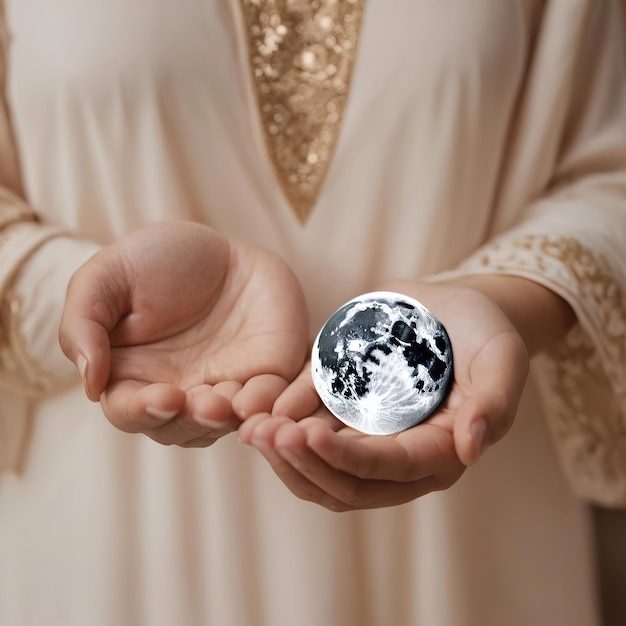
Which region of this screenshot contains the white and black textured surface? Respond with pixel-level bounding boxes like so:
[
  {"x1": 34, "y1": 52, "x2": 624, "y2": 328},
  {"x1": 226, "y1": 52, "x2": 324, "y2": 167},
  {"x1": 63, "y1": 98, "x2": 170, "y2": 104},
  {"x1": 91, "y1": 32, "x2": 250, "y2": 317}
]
[{"x1": 311, "y1": 291, "x2": 453, "y2": 435}]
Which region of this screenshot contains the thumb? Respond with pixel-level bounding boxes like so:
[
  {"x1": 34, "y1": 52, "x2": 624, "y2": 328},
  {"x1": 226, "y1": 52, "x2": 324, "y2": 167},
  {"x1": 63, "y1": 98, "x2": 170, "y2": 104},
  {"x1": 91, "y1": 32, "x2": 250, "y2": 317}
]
[
  {"x1": 59, "y1": 319, "x2": 111, "y2": 401},
  {"x1": 58, "y1": 249, "x2": 128, "y2": 401},
  {"x1": 453, "y1": 331, "x2": 528, "y2": 466}
]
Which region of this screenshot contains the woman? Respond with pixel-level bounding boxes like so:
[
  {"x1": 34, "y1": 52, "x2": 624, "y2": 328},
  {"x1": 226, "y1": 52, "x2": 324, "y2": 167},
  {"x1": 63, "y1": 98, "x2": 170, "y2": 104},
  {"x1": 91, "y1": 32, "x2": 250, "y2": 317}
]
[{"x1": 1, "y1": 1, "x2": 625, "y2": 624}]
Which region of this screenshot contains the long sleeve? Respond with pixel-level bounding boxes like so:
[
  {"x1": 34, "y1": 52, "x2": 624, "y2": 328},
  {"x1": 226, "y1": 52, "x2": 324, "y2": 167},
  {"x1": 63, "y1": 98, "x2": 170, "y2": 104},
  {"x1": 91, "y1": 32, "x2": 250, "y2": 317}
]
[
  {"x1": 0, "y1": 7, "x2": 99, "y2": 471},
  {"x1": 433, "y1": 0, "x2": 626, "y2": 506},
  {"x1": 0, "y1": 206, "x2": 69, "y2": 471}
]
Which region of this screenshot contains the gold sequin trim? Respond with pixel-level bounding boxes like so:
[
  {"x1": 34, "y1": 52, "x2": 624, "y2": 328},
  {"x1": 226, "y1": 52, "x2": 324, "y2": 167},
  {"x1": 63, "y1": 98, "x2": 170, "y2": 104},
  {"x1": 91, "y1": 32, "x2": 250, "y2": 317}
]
[
  {"x1": 240, "y1": 0, "x2": 364, "y2": 222},
  {"x1": 471, "y1": 234, "x2": 626, "y2": 505}
]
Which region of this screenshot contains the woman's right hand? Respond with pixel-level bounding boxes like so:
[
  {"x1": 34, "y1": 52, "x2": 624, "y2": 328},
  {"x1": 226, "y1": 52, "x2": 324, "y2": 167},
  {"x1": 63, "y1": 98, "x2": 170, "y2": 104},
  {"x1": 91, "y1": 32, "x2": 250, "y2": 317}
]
[
  {"x1": 238, "y1": 280, "x2": 530, "y2": 510},
  {"x1": 59, "y1": 221, "x2": 310, "y2": 447}
]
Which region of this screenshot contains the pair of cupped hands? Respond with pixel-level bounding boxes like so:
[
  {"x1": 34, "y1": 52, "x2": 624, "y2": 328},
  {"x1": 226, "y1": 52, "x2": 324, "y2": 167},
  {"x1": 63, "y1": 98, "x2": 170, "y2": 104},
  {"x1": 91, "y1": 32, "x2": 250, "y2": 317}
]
[{"x1": 59, "y1": 221, "x2": 528, "y2": 511}]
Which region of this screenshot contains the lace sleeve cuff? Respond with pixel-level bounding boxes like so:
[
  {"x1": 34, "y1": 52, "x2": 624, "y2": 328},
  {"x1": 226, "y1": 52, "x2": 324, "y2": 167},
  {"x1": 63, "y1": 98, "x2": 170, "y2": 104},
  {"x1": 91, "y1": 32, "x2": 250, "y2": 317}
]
[
  {"x1": 429, "y1": 234, "x2": 626, "y2": 506},
  {"x1": 0, "y1": 220, "x2": 65, "y2": 472},
  {"x1": 0, "y1": 221, "x2": 67, "y2": 394}
]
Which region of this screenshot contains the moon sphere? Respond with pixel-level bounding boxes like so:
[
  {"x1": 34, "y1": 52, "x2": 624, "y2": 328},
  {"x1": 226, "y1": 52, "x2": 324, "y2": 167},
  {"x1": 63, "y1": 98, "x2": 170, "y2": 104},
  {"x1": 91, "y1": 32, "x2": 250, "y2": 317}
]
[{"x1": 311, "y1": 291, "x2": 454, "y2": 435}]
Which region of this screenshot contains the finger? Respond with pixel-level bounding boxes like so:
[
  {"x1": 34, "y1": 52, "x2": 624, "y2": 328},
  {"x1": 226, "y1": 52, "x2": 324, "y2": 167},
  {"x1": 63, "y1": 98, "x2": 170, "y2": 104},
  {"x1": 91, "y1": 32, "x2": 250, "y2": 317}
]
[
  {"x1": 212, "y1": 380, "x2": 243, "y2": 398},
  {"x1": 237, "y1": 406, "x2": 339, "y2": 445},
  {"x1": 299, "y1": 418, "x2": 460, "y2": 482},
  {"x1": 101, "y1": 381, "x2": 187, "y2": 432},
  {"x1": 58, "y1": 319, "x2": 111, "y2": 401},
  {"x1": 232, "y1": 374, "x2": 289, "y2": 420},
  {"x1": 237, "y1": 411, "x2": 273, "y2": 445},
  {"x1": 149, "y1": 385, "x2": 237, "y2": 445},
  {"x1": 273, "y1": 421, "x2": 461, "y2": 509},
  {"x1": 190, "y1": 381, "x2": 241, "y2": 434},
  {"x1": 454, "y1": 331, "x2": 529, "y2": 465},
  {"x1": 245, "y1": 415, "x2": 347, "y2": 511},
  {"x1": 270, "y1": 361, "x2": 321, "y2": 420},
  {"x1": 59, "y1": 250, "x2": 129, "y2": 401}
]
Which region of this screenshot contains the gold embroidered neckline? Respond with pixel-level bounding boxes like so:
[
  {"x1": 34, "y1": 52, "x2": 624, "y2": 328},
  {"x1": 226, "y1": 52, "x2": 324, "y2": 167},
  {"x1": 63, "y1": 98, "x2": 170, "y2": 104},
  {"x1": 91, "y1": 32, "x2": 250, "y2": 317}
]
[{"x1": 240, "y1": 0, "x2": 365, "y2": 222}]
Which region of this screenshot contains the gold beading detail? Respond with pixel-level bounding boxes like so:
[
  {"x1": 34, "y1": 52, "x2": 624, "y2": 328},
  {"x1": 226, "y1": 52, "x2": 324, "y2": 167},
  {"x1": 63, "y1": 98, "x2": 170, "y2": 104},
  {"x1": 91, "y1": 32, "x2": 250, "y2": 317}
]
[
  {"x1": 472, "y1": 234, "x2": 626, "y2": 504},
  {"x1": 240, "y1": 0, "x2": 364, "y2": 222}
]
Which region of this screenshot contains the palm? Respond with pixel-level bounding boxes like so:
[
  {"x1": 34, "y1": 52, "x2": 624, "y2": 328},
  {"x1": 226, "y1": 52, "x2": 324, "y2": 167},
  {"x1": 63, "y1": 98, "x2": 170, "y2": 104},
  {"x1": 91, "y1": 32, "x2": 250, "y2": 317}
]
[{"x1": 60, "y1": 221, "x2": 310, "y2": 445}]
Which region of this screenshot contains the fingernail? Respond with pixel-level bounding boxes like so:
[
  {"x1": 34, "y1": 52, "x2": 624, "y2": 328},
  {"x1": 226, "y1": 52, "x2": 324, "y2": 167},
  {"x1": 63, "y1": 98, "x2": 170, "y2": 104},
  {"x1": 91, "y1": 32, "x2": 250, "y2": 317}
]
[
  {"x1": 278, "y1": 449, "x2": 301, "y2": 469},
  {"x1": 146, "y1": 407, "x2": 178, "y2": 421},
  {"x1": 251, "y1": 437, "x2": 271, "y2": 455},
  {"x1": 471, "y1": 419, "x2": 489, "y2": 460},
  {"x1": 76, "y1": 355, "x2": 90, "y2": 396},
  {"x1": 77, "y1": 354, "x2": 87, "y2": 380},
  {"x1": 193, "y1": 415, "x2": 230, "y2": 430}
]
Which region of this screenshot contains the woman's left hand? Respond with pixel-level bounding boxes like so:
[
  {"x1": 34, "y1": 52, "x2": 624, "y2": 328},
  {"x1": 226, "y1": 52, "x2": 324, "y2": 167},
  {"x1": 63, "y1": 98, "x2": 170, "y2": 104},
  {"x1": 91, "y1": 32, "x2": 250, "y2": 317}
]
[{"x1": 238, "y1": 281, "x2": 530, "y2": 510}]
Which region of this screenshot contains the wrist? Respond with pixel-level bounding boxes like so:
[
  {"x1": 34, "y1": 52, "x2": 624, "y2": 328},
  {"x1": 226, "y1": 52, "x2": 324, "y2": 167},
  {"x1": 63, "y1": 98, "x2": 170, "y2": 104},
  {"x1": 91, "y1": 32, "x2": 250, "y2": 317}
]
[{"x1": 444, "y1": 274, "x2": 576, "y2": 356}]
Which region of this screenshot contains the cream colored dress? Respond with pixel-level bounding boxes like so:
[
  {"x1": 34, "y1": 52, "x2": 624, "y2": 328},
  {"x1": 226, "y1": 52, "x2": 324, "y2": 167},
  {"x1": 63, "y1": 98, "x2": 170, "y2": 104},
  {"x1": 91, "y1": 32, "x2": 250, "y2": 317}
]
[{"x1": 1, "y1": 1, "x2": 625, "y2": 625}]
